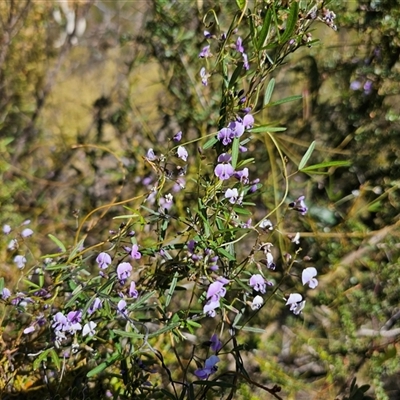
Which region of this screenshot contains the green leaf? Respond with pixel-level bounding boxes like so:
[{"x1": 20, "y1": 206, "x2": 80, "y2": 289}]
[
  {"x1": 234, "y1": 326, "x2": 267, "y2": 333},
  {"x1": 0, "y1": 277, "x2": 4, "y2": 292},
  {"x1": 33, "y1": 349, "x2": 51, "y2": 370},
  {"x1": 217, "y1": 247, "x2": 236, "y2": 261},
  {"x1": 298, "y1": 141, "x2": 316, "y2": 170},
  {"x1": 87, "y1": 353, "x2": 120, "y2": 377},
  {"x1": 231, "y1": 136, "x2": 240, "y2": 169},
  {"x1": 48, "y1": 234, "x2": 66, "y2": 253},
  {"x1": 300, "y1": 160, "x2": 351, "y2": 172},
  {"x1": 235, "y1": 0, "x2": 246, "y2": 11},
  {"x1": 67, "y1": 237, "x2": 85, "y2": 262},
  {"x1": 264, "y1": 78, "x2": 275, "y2": 106},
  {"x1": 280, "y1": 1, "x2": 299, "y2": 43},
  {"x1": 256, "y1": 8, "x2": 272, "y2": 50},
  {"x1": 165, "y1": 272, "x2": 179, "y2": 307},
  {"x1": 203, "y1": 136, "x2": 218, "y2": 150},
  {"x1": 249, "y1": 125, "x2": 287, "y2": 133},
  {"x1": 229, "y1": 62, "x2": 244, "y2": 88},
  {"x1": 49, "y1": 349, "x2": 61, "y2": 371},
  {"x1": 267, "y1": 94, "x2": 302, "y2": 107}
]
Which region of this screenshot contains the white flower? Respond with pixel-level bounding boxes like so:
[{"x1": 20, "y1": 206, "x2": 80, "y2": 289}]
[
  {"x1": 259, "y1": 219, "x2": 273, "y2": 230},
  {"x1": 8, "y1": 239, "x2": 18, "y2": 250},
  {"x1": 251, "y1": 295, "x2": 264, "y2": 310},
  {"x1": 286, "y1": 293, "x2": 305, "y2": 315},
  {"x1": 14, "y1": 255, "x2": 27, "y2": 269},
  {"x1": 82, "y1": 321, "x2": 97, "y2": 337},
  {"x1": 177, "y1": 146, "x2": 188, "y2": 161},
  {"x1": 302, "y1": 267, "x2": 318, "y2": 289}
]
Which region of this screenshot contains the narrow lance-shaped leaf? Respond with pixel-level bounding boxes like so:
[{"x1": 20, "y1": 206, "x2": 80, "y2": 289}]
[
  {"x1": 256, "y1": 8, "x2": 272, "y2": 50},
  {"x1": 300, "y1": 160, "x2": 351, "y2": 172},
  {"x1": 264, "y1": 78, "x2": 275, "y2": 106},
  {"x1": 298, "y1": 141, "x2": 316, "y2": 170},
  {"x1": 280, "y1": 1, "x2": 299, "y2": 43}
]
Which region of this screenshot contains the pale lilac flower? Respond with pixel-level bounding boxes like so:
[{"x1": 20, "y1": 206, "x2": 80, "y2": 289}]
[
  {"x1": 2, "y1": 287, "x2": 11, "y2": 300},
  {"x1": 204, "y1": 30, "x2": 212, "y2": 38},
  {"x1": 199, "y1": 45, "x2": 212, "y2": 58},
  {"x1": 52, "y1": 312, "x2": 68, "y2": 332},
  {"x1": 117, "y1": 299, "x2": 127, "y2": 315},
  {"x1": 130, "y1": 244, "x2": 141, "y2": 260},
  {"x1": 22, "y1": 220, "x2": 31, "y2": 225},
  {"x1": 21, "y1": 228, "x2": 33, "y2": 238},
  {"x1": 228, "y1": 121, "x2": 244, "y2": 138},
  {"x1": 177, "y1": 146, "x2": 188, "y2": 161},
  {"x1": 146, "y1": 148, "x2": 156, "y2": 161},
  {"x1": 96, "y1": 252, "x2": 112, "y2": 269},
  {"x1": 225, "y1": 188, "x2": 239, "y2": 204},
  {"x1": 24, "y1": 325, "x2": 36, "y2": 334},
  {"x1": 233, "y1": 168, "x2": 249, "y2": 184},
  {"x1": 214, "y1": 153, "x2": 234, "y2": 181},
  {"x1": 194, "y1": 355, "x2": 220, "y2": 379},
  {"x1": 117, "y1": 262, "x2": 132, "y2": 282},
  {"x1": 251, "y1": 295, "x2": 264, "y2": 310},
  {"x1": 82, "y1": 321, "x2": 97, "y2": 337},
  {"x1": 129, "y1": 281, "x2": 138, "y2": 298},
  {"x1": 173, "y1": 131, "x2": 182, "y2": 142},
  {"x1": 236, "y1": 37, "x2": 244, "y2": 53},
  {"x1": 242, "y1": 113, "x2": 254, "y2": 129},
  {"x1": 14, "y1": 255, "x2": 27, "y2": 269},
  {"x1": 350, "y1": 80, "x2": 362, "y2": 90},
  {"x1": 3, "y1": 224, "x2": 11, "y2": 234},
  {"x1": 206, "y1": 281, "x2": 226, "y2": 300},
  {"x1": 203, "y1": 297, "x2": 220, "y2": 317},
  {"x1": 210, "y1": 333, "x2": 222, "y2": 352},
  {"x1": 217, "y1": 127, "x2": 234, "y2": 146},
  {"x1": 302, "y1": 267, "x2": 318, "y2": 289},
  {"x1": 286, "y1": 293, "x2": 305, "y2": 315},
  {"x1": 249, "y1": 274, "x2": 267, "y2": 294},
  {"x1": 88, "y1": 298, "x2": 102, "y2": 315}
]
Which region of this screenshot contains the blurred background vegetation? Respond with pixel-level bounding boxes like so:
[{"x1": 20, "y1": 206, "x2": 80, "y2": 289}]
[{"x1": 1, "y1": 0, "x2": 400, "y2": 399}]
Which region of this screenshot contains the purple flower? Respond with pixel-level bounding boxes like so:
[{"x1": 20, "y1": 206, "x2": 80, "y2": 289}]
[
  {"x1": 129, "y1": 281, "x2": 138, "y2": 298},
  {"x1": 203, "y1": 297, "x2": 220, "y2": 317},
  {"x1": 173, "y1": 131, "x2": 182, "y2": 142},
  {"x1": 236, "y1": 37, "x2": 244, "y2": 53},
  {"x1": 363, "y1": 80, "x2": 373, "y2": 94},
  {"x1": 217, "y1": 127, "x2": 234, "y2": 146},
  {"x1": 24, "y1": 325, "x2": 36, "y2": 334},
  {"x1": 199, "y1": 45, "x2": 211, "y2": 58},
  {"x1": 249, "y1": 274, "x2": 267, "y2": 294},
  {"x1": 3, "y1": 224, "x2": 11, "y2": 234},
  {"x1": 243, "y1": 113, "x2": 254, "y2": 129},
  {"x1": 146, "y1": 148, "x2": 156, "y2": 161},
  {"x1": 210, "y1": 333, "x2": 222, "y2": 352},
  {"x1": 302, "y1": 267, "x2": 318, "y2": 289},
  {"x1": 52, "y1": 312, "x2": 68, "y2": 332},
  {"x1": 225, "y1": 188, "x2": 239, "y2": 204},
  {"x1": 21, "y1": 228, "x2": 33, "y2": 238},
  {"x1": 214, "y1": 163, "x2": 234, "y2": 180},
  {"x1": 194, "y1": 355, "x2": 220, "y2": 379},
  {"x1": 350, "y1": 80, "x2": 362, "y2": 91},
  {"x1": 88, "y1": 297, "x2": 102, "y2": 315},
  {"x1": 130, "y1": 244, "x2": 141, "y2": 260},
  {"x1": 2, "y1": 287, "x2": 11, "y2": 300},
  {"x1": 117, "y1": 299, "x2": 127, "y2": 315},
  {"x1": 177, "y1": 146, "x2": 188, "y2": 161},
  {"x1": 204, "y1": 30, "x2": 212, "y2": 38},
  {"x1": 228, "y1": 120, "x2": 244, "y2": 138},
  {"x1": 233, "y1": 167, "x2": 249, "y2": 184},
  {"x1": 206, "y1": 281, "x2": 226, "y2": 300},
  {"x1": 96, "y1": 252, "x2": 112, "y2": 269},
  {"x1": 117, "y1": 262, "x2": 132, "y2": 282},
  {"x1": 289, "y1": 195, "x2": 308, "y2": 215}
]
